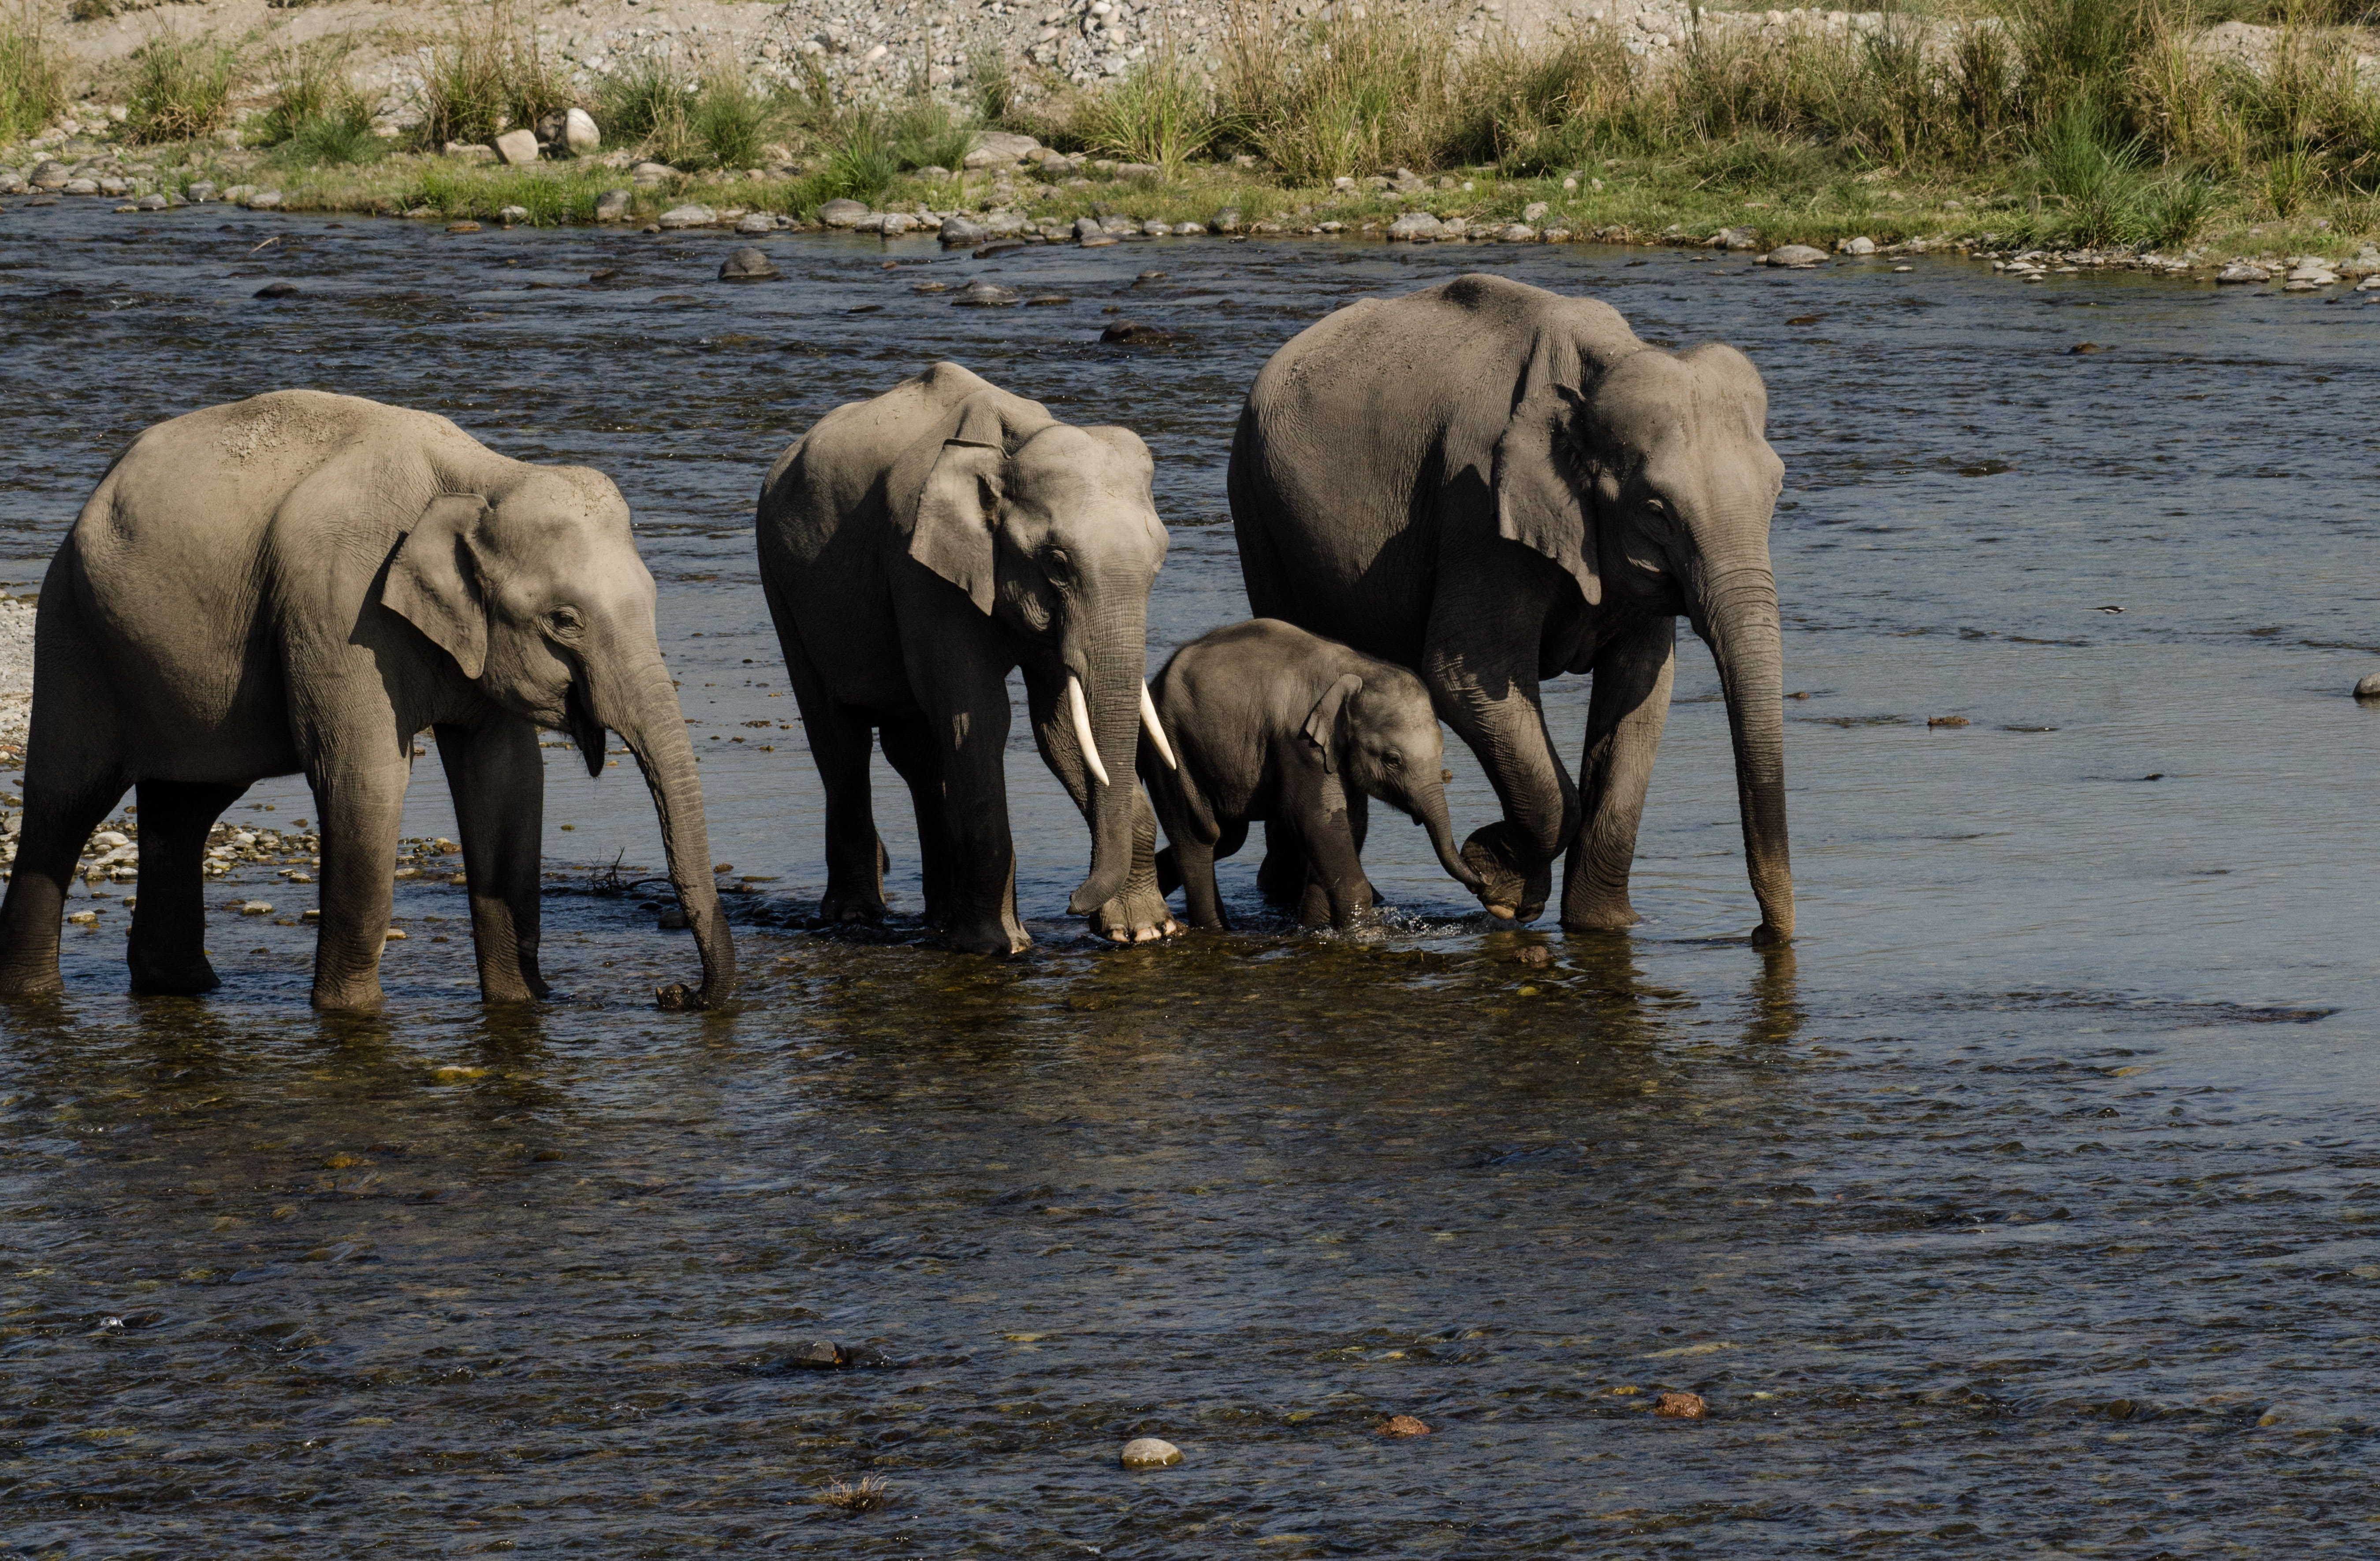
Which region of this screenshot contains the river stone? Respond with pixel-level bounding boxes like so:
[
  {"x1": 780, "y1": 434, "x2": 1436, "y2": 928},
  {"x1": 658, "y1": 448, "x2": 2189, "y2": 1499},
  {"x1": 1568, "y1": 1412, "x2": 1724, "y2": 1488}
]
[
  {"x1": 253, "y1": 281, "x2": 299, "y2": 298},
  {"x1": 963, "y1": 129, "x2": 1041, "y2": 168},
  {"x1": 1711, "y1": 224, "x2": 1758, "y2": 249},
  {"x1": 1380, "y1": 1414, "x2": 1432, "y2": 1437},
  {"x1": 1387, "y1": 211, "x2": 1445, "y2": 242},
  {"x1": 735, "y1": 212, "x2": 774, "y2": 234},
  {"x1": 186, "y1": 180, "x2": 216, "y2": 201},
  {"x1": 248, "y1": 190, "x2": 284, "y2": 210},
  {"x1": 951, "y1": 281, "x2": 1019, "y2": 307},
  {"x1": 631, "y1": 160, "x2": 675, "y2": 182},
  {"x1": 879, "y1": 213, "x2": 913, "y2": 237},
  {"x1": 658, "y1": 204, "x2": 716, "y2": 229},
  {"x1": 1763, "y1": 244, "x2": 1826, "y2": 267},
  {"x1": 2361, "y1": 275, "x2": 2380, "y2": 291},
  {"x1": 938, "y1": 214, "x2": 985, "y2": 247},
  {"x1": 1208, "y1": 206, "x2": 1241, "y2": 234},
  {"x1": 2216, "y1": 261, "x2": 2269, "y2": 284},
  {"x1": 1072, "y1": 215, "x2": 1106, "y2": 242},
  {"x1": 2354, "y1": 673, "x2": 2380, "y2": 699},
  {"x1": 494, "y1": 128, "x2": 540, "y2": 165},
  {"x1": 1522, "y1": 200, "x2": 1550, "y2": 222},
  {"x1": 719, "y1": 245, "x2": 779, "y2": 281},
  {"x1": 97, "y1": 176, "x2": 127, "y2": 196},
  {"x1": 1100, "y1": 320, "x2": 1184, "y2": 345},
  {"x1": 1841, "y1": 234, "x2": 1877, "y2": 254},
  {"x1": 135, "y1": 193, "x2": 166, "y2": 210},
  {"x1": 563, "y1": 107, "x2": 600, "y2": 155},
  {"x1": 1119, "y1": 1437, "x2": 1182, "y2": 1470},
  {"x1": 1499, "y1": 224, "x2": 1538, "y2": 242},
  {"x1": 30, "y1": 160, "x2": 67, "y2": 190},
  {"x1": 1654, "y1": 1391, "x2": 1708, "y2": 1419},
  {"x1": 497, "y1": 204, "x2": 529, "y2": 224},
  {"x1": 819, "y1": 197, "x2": 868, "y2": 227},
  {"x1": 658, "y1": 907, "x2": 689, "y2": 929},
  {"x1": 1173, "y1": 222, "x2": 1203, "y2": 236},
  {"x1": 595, "y1": 188, "x2": 632, "y2": 221},
  {"x1": 63, "y1": 178, "x2": 98, "y2": 195}
]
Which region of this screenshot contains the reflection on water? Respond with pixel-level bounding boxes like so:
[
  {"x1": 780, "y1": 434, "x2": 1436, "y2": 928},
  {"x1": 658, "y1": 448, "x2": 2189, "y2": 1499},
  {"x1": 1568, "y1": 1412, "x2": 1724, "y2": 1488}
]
[{"x1": 4, "y1": 206, "x2": 2380, "y2": 1554}]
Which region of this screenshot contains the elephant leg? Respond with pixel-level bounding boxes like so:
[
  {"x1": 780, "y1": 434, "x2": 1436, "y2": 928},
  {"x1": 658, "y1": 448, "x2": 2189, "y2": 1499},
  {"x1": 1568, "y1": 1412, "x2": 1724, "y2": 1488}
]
[
  {"x1": 1344, "y1": 787, "x2": 1384, "y2": 908},
  {"x1": 1173, "y1": 835, "x2": 1229, "y2": 930},
  {"x1": 778, "y1": 632, "x2": 886, "y2": 925},
  {"x1": 1425, "y1": 613, "x2": 1578, "y2": 925},
  {"x1": 1563, "y1": 615, "x2": 1677, "y2": 933},
  {"x1": 305, "y1": 746, "x2": 411, "y2": 1011},
  {"x1": 127, "y1": 779, "x2": 249, "y2": 996},
  {"x1": 436, "y1": 719, "x2": 549, "y2": 1002},
  {"x1": 1284, "y1": 769, "x2": 1373, "y2": 930},
  {"x1": 927, "y1": 670, "x2": 1028, "y2": 956},
  {"x1": 877, "y1": 712, "x2": 956, "y2": 930},
  {"x1": 0, "y1": 770, "x2": 127, "y2": 998},
  {"x1": 1255, "y1": 820, "x2": 1306, "y2": 906}
]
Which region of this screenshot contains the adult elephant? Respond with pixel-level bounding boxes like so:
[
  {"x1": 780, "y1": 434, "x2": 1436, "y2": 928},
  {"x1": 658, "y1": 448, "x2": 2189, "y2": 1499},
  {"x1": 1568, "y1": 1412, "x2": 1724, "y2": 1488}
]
[
  {"x1": 0, "y1": 390, "x2": 734, "y2": 1011},
  {"x1": 756, "y1": 361, "x2": 1176, "y2": 954},
  {"x1": 1228, "y1": 274, "x2": 1793, "y2": 944}
]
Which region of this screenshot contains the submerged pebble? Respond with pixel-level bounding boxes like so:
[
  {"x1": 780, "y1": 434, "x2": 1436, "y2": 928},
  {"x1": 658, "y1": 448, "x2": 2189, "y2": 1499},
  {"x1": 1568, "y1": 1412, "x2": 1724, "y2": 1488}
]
[
  {"x1": 1654, "y1": 1392, "x2": 1708, "y2": 1419},
  {"x1": 1379, "y1": 1415, "x2": 1431, "y2": 1437}
]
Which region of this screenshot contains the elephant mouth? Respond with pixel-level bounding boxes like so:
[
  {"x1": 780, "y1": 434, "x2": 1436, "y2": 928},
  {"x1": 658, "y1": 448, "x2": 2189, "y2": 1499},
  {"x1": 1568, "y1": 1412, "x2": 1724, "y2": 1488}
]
[{"x1": 563, "y1": 679, "x2": 606, "y2": 778}]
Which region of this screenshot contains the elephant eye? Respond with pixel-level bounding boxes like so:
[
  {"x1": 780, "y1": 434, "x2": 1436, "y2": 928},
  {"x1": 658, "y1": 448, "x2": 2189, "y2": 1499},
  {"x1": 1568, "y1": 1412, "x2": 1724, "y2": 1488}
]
[
  {"x1": 1042, "y1": 547, "x2": 1074, "y2": 584},
  {"x1": 547, "y1": 606, "x2": 586, "y2": 637},
  {"x1": 1384, "y1": 749, "x2": 1403, "y2": 768}
]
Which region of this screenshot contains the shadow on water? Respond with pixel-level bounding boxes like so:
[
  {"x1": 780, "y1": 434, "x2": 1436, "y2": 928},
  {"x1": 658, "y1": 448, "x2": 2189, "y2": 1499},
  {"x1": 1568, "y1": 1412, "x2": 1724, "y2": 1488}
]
[{"x1": 4, "y1": 205, "x2": 2380, "y2": 1554}]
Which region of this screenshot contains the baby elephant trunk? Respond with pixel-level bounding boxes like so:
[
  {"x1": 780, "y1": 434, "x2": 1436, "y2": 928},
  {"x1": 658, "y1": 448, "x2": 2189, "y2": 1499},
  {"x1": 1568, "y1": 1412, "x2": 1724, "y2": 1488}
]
[{"x1": 1414, "y1": 780, "x2": 1485, "y2": 894}]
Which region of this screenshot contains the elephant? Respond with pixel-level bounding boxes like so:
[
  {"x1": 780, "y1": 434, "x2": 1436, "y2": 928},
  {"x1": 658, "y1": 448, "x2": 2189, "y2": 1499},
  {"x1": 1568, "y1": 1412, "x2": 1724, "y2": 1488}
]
[
  {"x1": 755, "y1": 361, "x2": 1178, "y2": 954},
  {"x1": 1228, "y1": 273, "x2": 1793, "y2": 944},
  {"x1": 1138, "y1": 618, "x2": 1485, "y2": 931},
  {"x1": 0, "y1": 390, "x2": 735, "y2": 1012}
]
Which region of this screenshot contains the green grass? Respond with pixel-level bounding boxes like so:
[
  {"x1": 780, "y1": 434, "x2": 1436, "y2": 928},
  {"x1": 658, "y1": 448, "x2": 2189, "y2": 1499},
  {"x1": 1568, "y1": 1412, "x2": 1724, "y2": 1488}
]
[
  {"x1": 1072, "y1": 51, "x2": 1218, "y2": 173},
  {"x1": 418, "y1": 0, "x2": 571, "y2": 148},
  {"x1": 0, "y1": 0, "x2": 67, "y2": 144},
  {"x1": 255, "y1": 38, "x2": 382, "y2": 166},
  {"x1": 125, "y1": 29, "x2": 237, "y2": 146}
]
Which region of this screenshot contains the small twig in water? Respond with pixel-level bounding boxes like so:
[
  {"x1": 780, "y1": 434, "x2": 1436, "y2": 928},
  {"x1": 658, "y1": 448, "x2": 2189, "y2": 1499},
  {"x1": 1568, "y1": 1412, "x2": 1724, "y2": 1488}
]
[
  {"x1": 248, "y1": 234, "x2": 282, "y2": 255},
  {"x1": 815, "y1": 1474, "x2": 890, "y2": 1514}
]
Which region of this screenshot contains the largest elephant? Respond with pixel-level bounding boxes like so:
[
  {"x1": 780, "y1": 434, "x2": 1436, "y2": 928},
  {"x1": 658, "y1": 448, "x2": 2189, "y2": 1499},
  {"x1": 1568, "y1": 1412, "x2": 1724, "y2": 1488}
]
[
  {"x1": 0, "y1": 390, "x2": 734, "y2": 1011},
  {"x1": 1228, "y1": 274, "x2": 1792, "y2": 943}
]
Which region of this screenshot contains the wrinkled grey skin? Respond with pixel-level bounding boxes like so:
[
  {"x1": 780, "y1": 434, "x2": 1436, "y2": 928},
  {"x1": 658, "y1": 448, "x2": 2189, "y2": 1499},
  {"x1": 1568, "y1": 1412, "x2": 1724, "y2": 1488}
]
[
  {"x1": 755, "y1": 362, "x2": 1177, "y2": 955},
  {"x1": 1139, "y1": 618, "x2": 1485, "y2": 931},
  {"x1": 1229, "y1": 273, "x2": 1793, "y2": 944},
  {"x1": 0, "y1": 390, "x2": 735, "y2": 1011}
]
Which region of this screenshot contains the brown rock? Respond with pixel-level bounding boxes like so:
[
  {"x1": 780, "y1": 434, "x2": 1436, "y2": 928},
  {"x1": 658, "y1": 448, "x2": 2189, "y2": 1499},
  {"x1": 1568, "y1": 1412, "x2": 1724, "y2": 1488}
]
[
  {"x1": 1379, "y1": 1414, "x2": 1431, "y2": 1437},
  {"x1": 1512, "y1": 945, "x2": 1552, "y2": 966},
  {"x1": 1654, "y1": 1392, "x2": 1706, "y2": 1419},
  {"x1": 1926, "y1": 715, "x2": 1970, "y2": 728}
]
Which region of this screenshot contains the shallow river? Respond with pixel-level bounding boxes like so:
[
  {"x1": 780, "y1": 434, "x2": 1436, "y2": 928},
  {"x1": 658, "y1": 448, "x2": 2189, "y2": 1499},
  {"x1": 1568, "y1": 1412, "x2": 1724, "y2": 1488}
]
[{"x1": 4, "y1": 203, "x2": 2380, "y2": 1556}]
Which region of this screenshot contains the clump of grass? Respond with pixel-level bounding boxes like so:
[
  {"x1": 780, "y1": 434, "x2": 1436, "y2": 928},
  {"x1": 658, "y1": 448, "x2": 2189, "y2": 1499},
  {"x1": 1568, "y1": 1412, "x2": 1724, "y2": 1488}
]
[
  {"x1": 1073, "y1": 50, "x2": 1218, "y2": 172},
  {"x1": 1454, "y1": 28, "x2": 1638, "y2": 174},
  {"x1": 1218, "y1": 4, "x2": 1459, "y2": 181},
  {"x1": 410, "y1": 161, "x2": 618, "y2": 223},
  {"x1": 0, "y1": 1, "x2": 68, "y2": 143},
  {"x1": 889, "y1": 95, "x2": 977, "y2": 171},
  {"x1": 968, "y1": 44, "x2": 1017, "y2": 127},
  {"x1": 816, "y1": 1475, "x2": 890, "y2": 1515},
  {"x1": 418, "y1": 0, "x2": 571, "y2": 148},
  {"x1": 685, "y1": 67, "x2": 778, "y2": 169},
  {"x1": 125, "y1": 29, "x2": 237, "y2": 145},
  {"x1": 2035, "y1": 97, "x2": 2149, "y2": 245},
  {"x1": 819, "y1": 120, "x2": 897, "y2": 201},
  {"x1": 594, "y1": 48, "x2": 690, "y2": 150}
]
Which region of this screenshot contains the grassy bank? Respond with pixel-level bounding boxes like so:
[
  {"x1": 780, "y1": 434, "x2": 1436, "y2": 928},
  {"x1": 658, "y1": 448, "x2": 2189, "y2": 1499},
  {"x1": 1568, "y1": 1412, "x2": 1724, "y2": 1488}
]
[{"x1": 8, "y1": 0, "x2": 2380, "y2": 261}]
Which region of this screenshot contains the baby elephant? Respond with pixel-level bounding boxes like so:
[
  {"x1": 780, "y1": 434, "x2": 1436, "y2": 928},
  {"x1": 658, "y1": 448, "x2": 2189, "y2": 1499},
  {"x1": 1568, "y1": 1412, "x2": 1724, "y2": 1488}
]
[{"x1": 1138, "y1": 620, "x2": 1484, "y2": 929}]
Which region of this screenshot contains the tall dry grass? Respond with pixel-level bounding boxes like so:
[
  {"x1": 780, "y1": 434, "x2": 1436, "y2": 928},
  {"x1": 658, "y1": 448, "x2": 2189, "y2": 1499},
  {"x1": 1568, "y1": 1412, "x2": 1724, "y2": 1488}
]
[
  {"x1": 0, "y1": 0, "x2": 67, "y2": 143},
  {"x1": 125, "y1": 28, "x2": 238, "y2": 145},
  {"x1": 418, "y1": 0, "x2": 571, "y2": 147}
]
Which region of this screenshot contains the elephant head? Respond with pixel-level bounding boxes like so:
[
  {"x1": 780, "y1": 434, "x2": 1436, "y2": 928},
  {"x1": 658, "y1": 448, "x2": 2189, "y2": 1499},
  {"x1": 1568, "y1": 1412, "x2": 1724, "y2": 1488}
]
[
  {"x1": 383, "y1": 470, "x2": 737, "y2": 1004},
  {"x1": 1494, "y1": 330, "x2": 1794, "y2": 944},
  {"x1": 1307, "y1": 668, "x2": 1485, "y2": 896},
  {"x1": 906, "y1": 392, "x2": 1169, "y2": 917}
]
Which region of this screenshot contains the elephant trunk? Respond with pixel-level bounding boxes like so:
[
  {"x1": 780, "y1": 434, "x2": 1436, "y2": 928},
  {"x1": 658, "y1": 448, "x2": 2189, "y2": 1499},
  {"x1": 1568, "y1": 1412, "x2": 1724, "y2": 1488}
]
[
  {"x1": 598, "y1": 653, "x2": 738, "y2": 1006},
  {"x1": 1697, "y1": 558, "x2": 1795, "y2": 944},
  {"x1": 1415, "y1": 781, "x2": 1485, "y2": 894},
  {"x1": 1063, "y1": 602, "x2": 1151, "y2": 917}
]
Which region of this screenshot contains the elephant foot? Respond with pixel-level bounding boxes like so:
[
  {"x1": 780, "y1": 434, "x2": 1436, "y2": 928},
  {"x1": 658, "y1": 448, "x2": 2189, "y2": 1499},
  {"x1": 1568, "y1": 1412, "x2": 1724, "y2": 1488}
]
[
  {"x1": 1750, "y1": 919, "x2": 1793, "y2": 949},
  {"x1": 129, "y1": 959, "x2": 223, "y2": 998},
  {"x1": 0, "y1": 967, "x2": 65, "y2": 999},
  {"x1": 1461, "y1": 824, "x2": 1551, "y2": 923},
  {"x1": 310, "y1": 977, "x2": 387, "y2": 1013},
  {"x1": 819, "y1": 892, "x2": 886, "y2": 926},
  {"x1": 948, "y1": 915, "x2": 1031, "y2": 956},
  {"x1": 1559, "y1": 894, "x2": 1639, "y2": 934},
  {"x1": 1091, "y1": 879, "x2": 1180, "y2": 944}
]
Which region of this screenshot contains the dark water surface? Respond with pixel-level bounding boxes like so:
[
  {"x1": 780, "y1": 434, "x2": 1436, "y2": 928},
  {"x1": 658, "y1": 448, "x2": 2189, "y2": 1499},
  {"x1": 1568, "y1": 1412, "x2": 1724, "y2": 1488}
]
[{"x1": 4, "y1": 204, "x2": 2380, "y2": 1556}]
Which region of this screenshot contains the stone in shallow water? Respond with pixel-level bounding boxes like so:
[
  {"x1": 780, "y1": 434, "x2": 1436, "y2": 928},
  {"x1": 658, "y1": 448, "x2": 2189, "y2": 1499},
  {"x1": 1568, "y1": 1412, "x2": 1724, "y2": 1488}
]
[
  {"x1": 1762, "y1": 244, "x2": 1827, "y2": 267},
  {"x1": 735, "y1": 212, "x2": 774, "y2": 234},
  {"x1": 1654, "y1": 1391, "x2": 1707, "y2": 1418},
  {"x1": 718, "y1": 245, "x2": 779, "y2": 281},
  {"x1": 950, "y1": 281, "x2": 1019, "y2": 307},
  {"x1": 818, "y1": 197, "x2": 868, "y2": 227},
  {"x1": 1099, "y1": 320, "x2": 1185, "y2": 345},
  {"x1": 1379, "y1": 1414, "x2": 1431, "y2": 1437},
  {"x1": 1387, "y1": 211, "x2": 1445, "y2": 242},
  {"x1": 595, "y1": 189, "x2": 632, "y2": 222},
  {"x1": 658, "y1": 204, "x2": 715, "y2": 229},
  {"x1": 938, "y1": 215, "x2": 985, "y2": 247},
  {"x1": 2216, "y1": 261, "x2": 2269, "y2": 284},
  {"x1": 1841, "y1": 234, "x2": 1877, "y2": 255},
  {"x1": 1119, "y1": 1437, "x2": 1182, "y2": 1469},
  {"x1": 253, "y1": 281, "x2": 299, "y2": 299},
  {"x1": 2353, "y1": 672, "x2": 2380, "y2": 699}
]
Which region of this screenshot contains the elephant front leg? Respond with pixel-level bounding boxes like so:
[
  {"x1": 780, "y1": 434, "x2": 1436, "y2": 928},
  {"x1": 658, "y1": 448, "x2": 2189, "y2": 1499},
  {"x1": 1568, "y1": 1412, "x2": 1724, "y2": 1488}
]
[
  {"x1": 1426, "y1": 639, "x2": 1578, "y2": 925},
  {"x1": 1086, "y1": 785, "x2": 1179, "y2": 944},
  {"x1": 1285, "y1": 767, "x2": 1375, "y2": 931},
  {"x1": 1562, "y1": 615, "x2": 1676, "y2": 933},
  {"x1": 128, "y1": 779, "x2": 250, "y2": 996},
  {"x1": 305, "y1": 746, "x2": 413, "y2": 1011},
  {"x1": 437, "y1": 720, "x2": 549, "y2": 1002},
  {"x1": 929, "y1": 677, "x2": 1029, "y2": 955}
]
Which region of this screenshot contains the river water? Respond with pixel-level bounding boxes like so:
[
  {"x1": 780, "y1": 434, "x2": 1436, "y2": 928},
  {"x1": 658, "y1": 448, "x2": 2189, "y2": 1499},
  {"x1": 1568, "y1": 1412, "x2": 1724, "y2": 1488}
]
[{"x1": 4, "y1": 202, "x2": 2379, "y2": 1555}]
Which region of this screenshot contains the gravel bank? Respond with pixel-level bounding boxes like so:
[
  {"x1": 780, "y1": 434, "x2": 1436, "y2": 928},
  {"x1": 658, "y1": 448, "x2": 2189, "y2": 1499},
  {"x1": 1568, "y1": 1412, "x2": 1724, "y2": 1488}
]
[{"x1": 0, "y1": 598, "x2": 30, "y2": 755}]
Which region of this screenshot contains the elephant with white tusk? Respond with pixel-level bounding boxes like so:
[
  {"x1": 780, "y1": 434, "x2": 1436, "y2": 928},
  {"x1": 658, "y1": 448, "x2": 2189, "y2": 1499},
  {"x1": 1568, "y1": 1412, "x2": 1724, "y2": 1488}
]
[
  {"x1": 0, "y1": 390, "x2": 735, "y2": 1012},
  {"x1": 1229, "y1": 274, "x2": 1794, "y2": 944},
  {"x1": 754, "y1": 361, "x2": 1178, "y2": 953}
]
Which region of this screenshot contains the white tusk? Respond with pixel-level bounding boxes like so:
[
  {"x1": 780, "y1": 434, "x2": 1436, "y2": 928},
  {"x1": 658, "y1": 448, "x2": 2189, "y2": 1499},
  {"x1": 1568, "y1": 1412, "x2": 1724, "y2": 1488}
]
[
  {"x1": 1140, "y1": 682, "x2": 1178, "y2": 770},
  {"x1": 1068, "y1": 673, "x2": 1111, "y2": 787}
]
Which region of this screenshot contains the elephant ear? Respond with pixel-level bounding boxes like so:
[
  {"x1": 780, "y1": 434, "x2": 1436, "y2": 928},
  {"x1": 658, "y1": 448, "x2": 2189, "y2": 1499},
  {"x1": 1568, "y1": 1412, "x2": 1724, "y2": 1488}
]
[
  {"x1": 1494, "y1": 341, "x2": 1602, "y2": 607},
  {"x1": 384, "y1": 493, "x2": 491, "y2": 679},
  {"x1": 1301, "y1": 673, "x2": 1364, "y2": 776},
  {"x1": 908, "y1": 397, "x2": 1013, "y2": 615}
]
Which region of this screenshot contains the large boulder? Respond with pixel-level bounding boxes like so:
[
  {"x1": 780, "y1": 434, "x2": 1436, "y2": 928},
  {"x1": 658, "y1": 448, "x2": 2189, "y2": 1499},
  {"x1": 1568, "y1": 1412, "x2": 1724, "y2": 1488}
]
[
  {"x1": 961, "y1": 130, "x2": 1041, "y2": 168},
  {"x1": 594, "y1": 188, "x2": 632, "y2": 222},
  {"x1": 564, "y1": 108, "x2": 600, "y2": 156},
  {"x1": 938, "y1": 214, "x2": 986, "y2": 247},
  {"x1": 494, "y1": 128, "x2": 540, "y2": 165},
  {"x1": 719, "y1": 246, "x2": 780, "y2": 281},
  {"x1": 818, "y1": 197, "x2": 868, "y2": 227},
  {"x1": 1386, "y1": 211, "x2": 1445, "y2": 242},
  {"x1": 1762, "y1": 244, "x2": 1828, "y2": 268},
  {"x1": 658, "y1": 204, "x2": 716, "y2": 229}
]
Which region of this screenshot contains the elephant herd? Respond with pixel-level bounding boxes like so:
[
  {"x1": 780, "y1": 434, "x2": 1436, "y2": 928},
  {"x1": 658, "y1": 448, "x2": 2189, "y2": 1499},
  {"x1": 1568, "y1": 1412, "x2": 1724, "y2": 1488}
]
[{"x1": 0, "y1": 272, "x2": 1795, "y2": 1012}]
